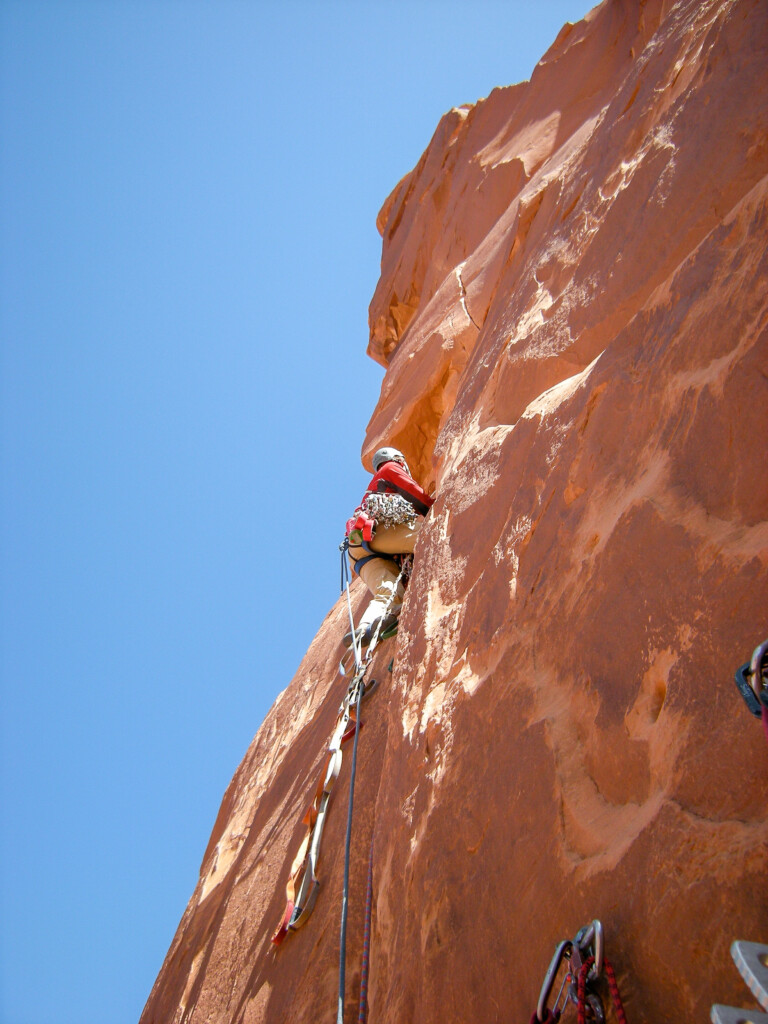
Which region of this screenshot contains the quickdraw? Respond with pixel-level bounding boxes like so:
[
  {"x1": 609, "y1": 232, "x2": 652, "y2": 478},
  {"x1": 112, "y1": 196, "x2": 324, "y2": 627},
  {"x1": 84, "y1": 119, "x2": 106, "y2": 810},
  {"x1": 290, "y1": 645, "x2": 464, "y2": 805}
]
[
  {"x1": 533, "y1": 920, "x2": 628, "y2": 1024},
  {"x1": 271, "y1": 551, "x2": 410, "y2": 946}
]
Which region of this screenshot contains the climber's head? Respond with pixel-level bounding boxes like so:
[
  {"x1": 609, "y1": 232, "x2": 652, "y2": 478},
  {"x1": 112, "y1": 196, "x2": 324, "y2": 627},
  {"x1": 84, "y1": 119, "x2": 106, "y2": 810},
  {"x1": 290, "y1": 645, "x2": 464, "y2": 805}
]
[{"x1": 372, "y1": 446, "x2": 410, "y2": 474}]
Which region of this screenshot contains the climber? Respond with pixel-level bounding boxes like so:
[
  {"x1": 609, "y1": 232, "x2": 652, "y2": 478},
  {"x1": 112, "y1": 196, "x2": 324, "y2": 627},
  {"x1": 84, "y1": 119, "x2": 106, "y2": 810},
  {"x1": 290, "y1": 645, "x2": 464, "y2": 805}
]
[{"x1": 344, "y1": 446, "x2": 434, "y2": 648}]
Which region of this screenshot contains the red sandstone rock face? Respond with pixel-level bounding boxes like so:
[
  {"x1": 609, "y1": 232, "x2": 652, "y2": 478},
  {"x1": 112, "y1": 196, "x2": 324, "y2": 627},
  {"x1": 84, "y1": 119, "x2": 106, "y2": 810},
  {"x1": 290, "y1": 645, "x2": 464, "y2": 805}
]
[{"x1": 141, "y1": 1, "x2": 768, "y2": 1021}]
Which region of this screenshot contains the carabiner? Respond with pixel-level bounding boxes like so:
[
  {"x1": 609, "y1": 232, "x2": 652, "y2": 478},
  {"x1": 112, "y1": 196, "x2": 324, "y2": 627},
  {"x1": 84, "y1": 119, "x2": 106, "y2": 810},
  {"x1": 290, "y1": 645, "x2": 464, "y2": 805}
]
[
  {"x1": 749, "y1": 640, "x2": 768, "y2": 701},
  {"x1": 537, "y1": 940, "x2": 572, "y2": 1022},
  {"x1": 573, "y1": 919, "x2": 604, "y2": 980},
  {"x1": 736, "y1": 639, "x2": 768, "y2": 717}
]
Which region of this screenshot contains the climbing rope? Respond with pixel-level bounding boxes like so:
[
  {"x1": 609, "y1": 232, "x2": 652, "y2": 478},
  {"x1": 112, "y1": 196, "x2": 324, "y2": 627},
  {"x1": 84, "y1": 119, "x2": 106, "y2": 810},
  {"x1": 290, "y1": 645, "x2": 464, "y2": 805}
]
[
  {"x1": 576, "y1": 958, "x2": 627, "y2": 1024},
  {"x1": 602, "y1": 961, "x2": 628, "y2": 1024}
]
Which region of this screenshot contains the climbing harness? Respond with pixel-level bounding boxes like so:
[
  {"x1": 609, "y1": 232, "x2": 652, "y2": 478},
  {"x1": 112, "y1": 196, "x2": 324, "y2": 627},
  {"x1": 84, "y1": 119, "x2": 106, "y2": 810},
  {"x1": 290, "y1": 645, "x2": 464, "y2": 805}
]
[
  {"x1": 533, "y1": 920, "x2": 628, "y2": 1023},
  {"x1": 271, "y1": 545, "x2": 409, "y2": 948},
  {"x1": 734, "y1": 638, "x2": 768, "y2": 743},
  {"x1": 711, "y1": 940, "x2": 768, "y2": 1024},
  {"x1": 346, "y1": 520, "x2": 401, "y2": 580}
]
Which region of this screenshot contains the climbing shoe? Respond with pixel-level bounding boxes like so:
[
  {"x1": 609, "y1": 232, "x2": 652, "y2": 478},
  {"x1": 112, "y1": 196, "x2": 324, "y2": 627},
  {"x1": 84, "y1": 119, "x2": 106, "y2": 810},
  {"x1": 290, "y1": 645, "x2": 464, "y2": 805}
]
[
  {"x1": 378, "y1": 612, "x2": 399, "y2": 638},
  {"x1": 343, "y1": 613, "x2": 399, "y2": 649},
  {"x1": 343, "y1": 625, "x2": 370, "y2": 649}
]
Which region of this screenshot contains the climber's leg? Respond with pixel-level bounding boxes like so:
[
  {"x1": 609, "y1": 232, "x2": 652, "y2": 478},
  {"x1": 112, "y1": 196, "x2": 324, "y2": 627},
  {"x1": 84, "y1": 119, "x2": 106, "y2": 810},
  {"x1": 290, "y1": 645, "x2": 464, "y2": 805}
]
[{"x1": 368, "y1": 518, "x2": 423, "y2": 556}]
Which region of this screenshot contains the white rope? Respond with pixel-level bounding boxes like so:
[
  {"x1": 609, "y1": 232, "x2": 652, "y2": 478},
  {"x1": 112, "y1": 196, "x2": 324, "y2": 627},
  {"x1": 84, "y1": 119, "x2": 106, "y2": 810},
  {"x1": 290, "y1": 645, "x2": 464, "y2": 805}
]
[{"x1": 341, "y1": 541, "x2": 364, "y2": 674}]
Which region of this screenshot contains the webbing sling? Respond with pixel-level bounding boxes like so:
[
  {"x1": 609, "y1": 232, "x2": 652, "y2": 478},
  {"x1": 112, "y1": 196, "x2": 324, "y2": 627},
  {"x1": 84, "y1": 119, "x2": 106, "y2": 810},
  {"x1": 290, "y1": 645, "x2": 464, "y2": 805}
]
[
  {"x1": 272, "y1": 554, "x2": 409, "y2": 946},
  {"x1": 271, "y1": 684, "x2": 364, "y2": 944}
]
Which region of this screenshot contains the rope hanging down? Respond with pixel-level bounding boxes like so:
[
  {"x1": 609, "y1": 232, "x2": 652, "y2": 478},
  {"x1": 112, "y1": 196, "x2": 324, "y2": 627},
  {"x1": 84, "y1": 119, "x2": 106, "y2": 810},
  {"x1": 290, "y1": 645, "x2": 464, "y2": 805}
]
[
  {"x1": 271, "y1": 546, "x2": 409, "y2": 947},
  {"x1": 576, "y1": 958, "x2": 627, "y2": 1024}
]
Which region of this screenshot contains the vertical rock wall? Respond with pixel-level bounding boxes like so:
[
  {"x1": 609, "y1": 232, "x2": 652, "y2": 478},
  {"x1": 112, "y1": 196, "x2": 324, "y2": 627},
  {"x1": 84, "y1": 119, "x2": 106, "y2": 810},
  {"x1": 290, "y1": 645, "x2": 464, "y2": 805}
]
[{"x1": 142, "y1": 1, "x2": 768, "y2": 1021}]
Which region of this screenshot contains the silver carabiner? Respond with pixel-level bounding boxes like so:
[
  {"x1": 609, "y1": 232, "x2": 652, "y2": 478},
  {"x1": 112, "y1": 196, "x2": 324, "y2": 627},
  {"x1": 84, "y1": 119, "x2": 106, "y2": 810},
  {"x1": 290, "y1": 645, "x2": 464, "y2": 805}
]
[
  {"x1": 574, "y1": 919, "x2": 604, "y2": 980},
  {"x1": 537, "y1": 940, "x2": 572, "y2": 1021}
]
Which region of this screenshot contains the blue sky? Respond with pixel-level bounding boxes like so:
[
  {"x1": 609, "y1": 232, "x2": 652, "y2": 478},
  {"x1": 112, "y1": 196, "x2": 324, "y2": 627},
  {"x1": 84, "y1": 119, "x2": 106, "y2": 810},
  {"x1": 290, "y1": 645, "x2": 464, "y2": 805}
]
[{"x1": 0, "y1": 2, "x2": 590, "y2": 1021}]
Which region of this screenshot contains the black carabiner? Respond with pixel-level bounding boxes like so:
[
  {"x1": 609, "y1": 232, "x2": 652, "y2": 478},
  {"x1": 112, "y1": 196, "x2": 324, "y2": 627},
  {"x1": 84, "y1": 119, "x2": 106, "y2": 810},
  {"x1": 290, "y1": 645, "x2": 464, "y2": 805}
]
[{"x1": 735, "y1": 639, "x2": 768, "y2": 718}]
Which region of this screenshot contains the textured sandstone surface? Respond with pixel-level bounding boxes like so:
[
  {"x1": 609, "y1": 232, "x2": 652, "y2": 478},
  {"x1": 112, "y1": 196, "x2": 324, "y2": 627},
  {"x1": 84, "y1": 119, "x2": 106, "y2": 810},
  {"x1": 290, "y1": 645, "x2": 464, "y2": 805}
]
[{"x1": 141, "y1": 1, "x2": 768, "y2": 1021}]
